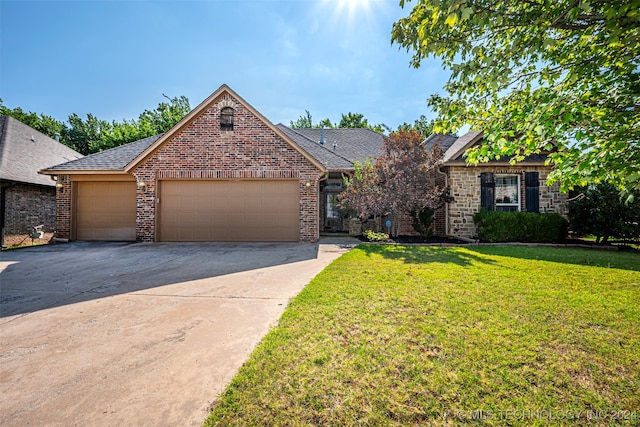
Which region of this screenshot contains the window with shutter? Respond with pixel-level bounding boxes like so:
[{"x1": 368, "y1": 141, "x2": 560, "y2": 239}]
[{"x1": 495, "y1": 175, "x2": 520, "y2": 211}]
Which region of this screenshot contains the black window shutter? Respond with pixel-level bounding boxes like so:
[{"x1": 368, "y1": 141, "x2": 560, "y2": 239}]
[
  {"x1": 480, "y1": 172, "x2": 495, "y2": 211},
  {"x1": 525, "y1": 172, "x2": 540, "y2": 213}
]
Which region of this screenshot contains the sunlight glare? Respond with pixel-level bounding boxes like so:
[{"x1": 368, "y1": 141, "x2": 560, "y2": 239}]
[{"x1": 321, "y1": 0, "x2": 381, "y2": 28}]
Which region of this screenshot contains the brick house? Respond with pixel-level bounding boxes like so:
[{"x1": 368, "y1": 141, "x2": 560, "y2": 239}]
[
  {"x1": 434, "y1": 130, "x2": 568, "y2": 239},
  {"x1": 41, "y1": 85, "x2": 385, "y2": 243},
  {"x1": 40, "y1": 85, "x2": 567, "y2": 243},
  {"x1": 0, "y1": 116, "x2": 83, "y2": 247}
]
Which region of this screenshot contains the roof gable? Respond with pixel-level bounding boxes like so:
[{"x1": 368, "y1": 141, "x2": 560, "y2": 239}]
[
  {"x1": 442, "y1": 130, "x2": 484, "y2": 163},
  {"x1": 0, "y1": 116, "x2": 83, "y2": 185},
  {"x1": 125, "y1": 84, "x2": 325, "y2": 173},
  {"x1": 442, "y1": 130, "x2": 550, "y2": 165}
]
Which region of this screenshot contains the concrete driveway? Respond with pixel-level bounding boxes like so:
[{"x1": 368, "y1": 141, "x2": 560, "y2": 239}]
[{"x1": 0, "y1": 238, "x2": 357, "y2": 426}]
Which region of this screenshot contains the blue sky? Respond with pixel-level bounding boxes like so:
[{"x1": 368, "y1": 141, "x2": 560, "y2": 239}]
[{"x1": 1, "y1": 0, "x2": 449, "y2": 130}]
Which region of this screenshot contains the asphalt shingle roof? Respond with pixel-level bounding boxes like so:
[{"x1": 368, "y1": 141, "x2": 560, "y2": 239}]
[
  {"x1": 42, "y1": 124, "x2": 385, "y2": 174},
  {"x1": 0, "y1": 116, "x2": 83, "y2": 186},
  {"x1": 442, "y1": 130, "x2": 549, "y2": 164},
  {"x1": 277, "y1": 125, "x2": 369, "y2": 170},
  {"x1": 442, "y1": 130, "x2": 484, "y2": 163},
  {"x1": 280, "y1": 126, "x2": 384, "y2": 167},
  {"x1": 424, "y1": 133, "x2": 458, "y2": 154},
  {"x1": 43, "y1": 134, "x2": 162, "y2": 171}
]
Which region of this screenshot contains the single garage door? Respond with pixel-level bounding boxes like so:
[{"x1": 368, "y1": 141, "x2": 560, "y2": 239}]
[
  {"x1": 76, "y1": 182, "x2": 136, "y2": 241},
  {"x1": 159, "y1": 180, "x2": 299, "y2": 242}
]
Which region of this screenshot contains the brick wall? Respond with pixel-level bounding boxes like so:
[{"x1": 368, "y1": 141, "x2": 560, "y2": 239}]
[
  {"x1": 446, "y1": 165, "x2": 568, "y2": 239},
  {"x1": 132, "y1": 92, "x2": 322, "y2": 242},
  {"x1": 2, "y1": 184, "x2": 56, "y2": 247},
  {"x1": 53, "y1": 176, "x2": 72, "y2": 240}
]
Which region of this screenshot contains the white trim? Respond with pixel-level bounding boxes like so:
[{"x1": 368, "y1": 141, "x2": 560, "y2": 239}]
[{"x1": 495, "y1": 174, "x2": 521, "y2": 211}]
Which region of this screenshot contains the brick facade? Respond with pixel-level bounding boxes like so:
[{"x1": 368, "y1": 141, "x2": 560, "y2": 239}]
[
  {"x1": 2, "y1": 184, "x2": 56, "y2": 247},
  {"x1": 52, "y1": 176, "x2": 72, "y2": 240},
  {"x1": 131, "y1": 93, "x2": 321, "y2": 242},
  {"x1": 444, "y1": 165, "x2": 568, "y2": 239}
]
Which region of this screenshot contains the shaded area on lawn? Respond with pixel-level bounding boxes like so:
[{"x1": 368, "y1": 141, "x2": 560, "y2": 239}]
[
  {"x1": 363, "y1": 242, "x2": 640, "y2": 272},
  {"x1": 361, "y1": 243, "x2": 499, "y2": 268}
]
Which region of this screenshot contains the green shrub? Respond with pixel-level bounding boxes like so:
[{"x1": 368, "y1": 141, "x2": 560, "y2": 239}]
[
  {"x1": 473, "y1": 210, "x2": 568, "y2": 243},
  {"x1": 410, "y1": 207, "x2": 435, "y2": 237},
  {"x1": 568, "y1": 184, "x2": 640, "y2": 244},
  {"x1": 363, "y1": 229, "x2": 390, "y2": 242}
]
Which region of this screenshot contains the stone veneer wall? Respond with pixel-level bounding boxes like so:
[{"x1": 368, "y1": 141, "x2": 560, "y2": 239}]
[
  {"x1": 132, "y1": 92, "x2": 321, "y2": 242},
  {"x1": 2, "y1": 184, "x2": 56, "y2": 247},
  {"x1": 447, "y1": 165, "x2": 568, "y2": 239}
]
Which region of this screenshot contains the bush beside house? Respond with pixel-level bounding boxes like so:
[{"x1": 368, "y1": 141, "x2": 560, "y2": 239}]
[{"x1": 473, "y1": 211, "x2": 568, "y2": 243}]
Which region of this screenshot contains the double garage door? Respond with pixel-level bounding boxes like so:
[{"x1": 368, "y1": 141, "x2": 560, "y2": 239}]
[
  {"x1": 159, "y1": 180, "x2": 299, "y2": 242},
  {"x1": 76, "y1": 180, "x2": 300, "y2": 242}
]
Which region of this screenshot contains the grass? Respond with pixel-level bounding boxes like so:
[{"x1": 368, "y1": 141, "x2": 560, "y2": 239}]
[
  {"x1": 578, "y1": 235, "x2": 640, "y2": 251},
  {"x1": 205, "y1": 246, "x2": 640, "y2": 426}
]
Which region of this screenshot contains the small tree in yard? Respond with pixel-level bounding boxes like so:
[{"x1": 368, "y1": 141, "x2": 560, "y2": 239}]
[
  {"x1": 339, "y1": 129, "x2": 448, "y2": 237},
  {"x1": 568, "y1": 184, "x2": 640, "y2": 244}
]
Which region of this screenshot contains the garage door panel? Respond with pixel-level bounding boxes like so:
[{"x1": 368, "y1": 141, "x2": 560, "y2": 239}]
[
  {"x1": 76, "y1": 182, "x2": 136, "y2": 241},
  {"x1": 160, "y1": 180, "x2": 299, "y2": 242}
]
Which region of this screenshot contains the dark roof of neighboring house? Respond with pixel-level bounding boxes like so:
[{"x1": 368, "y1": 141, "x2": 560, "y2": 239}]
[
  {"x1": 0, "y1": 116, "x2": 83, "y2": 186},
  {"x1": 43, "y1": 134, "x2": 162, "y2": 172}
]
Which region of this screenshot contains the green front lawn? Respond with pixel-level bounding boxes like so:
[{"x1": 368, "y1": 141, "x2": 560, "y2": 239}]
[{"x1": 205, "y1": 246, "x2": 640, "y2": 426}]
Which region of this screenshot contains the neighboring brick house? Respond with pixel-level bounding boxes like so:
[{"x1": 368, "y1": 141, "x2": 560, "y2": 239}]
[
  {"x1": 436, "y1": 130, "x2": 568, "y2": 239},
  {"x1": 41, "y1": 85, "x2": 385, "y2": 243},
  {"x1": 0, "y1": 116, "x2": 83, "y2": 247}
]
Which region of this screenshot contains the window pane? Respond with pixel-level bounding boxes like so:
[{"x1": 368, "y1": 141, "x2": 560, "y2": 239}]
[
  {"x1": 220, "y1": 107, "x2": 234, "y2": 131},
  {"x1": 495, "y1": 176, "x2": 518, "y2": 204},
  {"x1": 327, "y1": 194, "x2": 340, "y2": 218}
]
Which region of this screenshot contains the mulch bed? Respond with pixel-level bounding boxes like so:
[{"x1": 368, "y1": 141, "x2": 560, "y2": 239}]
[{"x1": 357, "y1": 235, "x2": 467, "y2": 245}]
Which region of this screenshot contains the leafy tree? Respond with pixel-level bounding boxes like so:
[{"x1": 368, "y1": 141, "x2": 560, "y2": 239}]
[
  {"x1": 568, "y1": 184, "x2": 640, "y2": 244},
  {"x1": 338, "y1": 112, "x2": 368, "y2": 128},
  {"x1": 290, "y1": 110, "x2": 388, "y2": 133},
  {"x1": 1, "y1": 95, "x2": 191, "y2": 155},
  {"x1": 290, "y1": 110, "x2": 314, "y2": 128},
  {"x1": 339, "y1": 129, "x2": 447, "y2": 236},
  {"x1": 289, "y1": 110, "x2": 333, "y2": 129},
  {"x1": 339, "y1": 112, "x2": 388, "y2": 134},
  {"x1": 339, "y1": 158, "x2": 386, "y2": 225},
  {"x1": 138, "y1": 94, "x2": 191, "y2": 135},
  {"x1": 391, "y1": 0, "x2": 640, "y2": 193},
  {"x1": 0, "y1": 99, "x2": 65, "y2": 139},
  {"x1": 396, "y1": 114, "x2": 435, "y2": 139},
  {"x1": 62, "y1": 113, "x2": 109, "y2": 155},
  {"x1": 317, "y1": 118, "x2": 334, "y2": 129}
]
